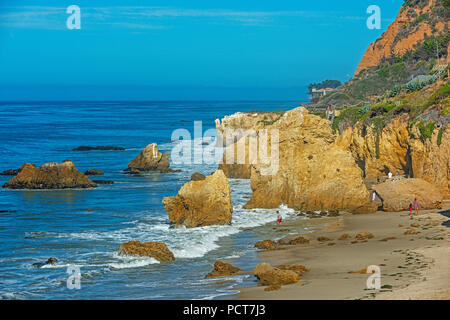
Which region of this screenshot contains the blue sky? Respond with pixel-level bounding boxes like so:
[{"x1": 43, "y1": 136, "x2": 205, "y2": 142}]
[{"x1": 0, "y1": 0, "x2": 404, "y2": 100}]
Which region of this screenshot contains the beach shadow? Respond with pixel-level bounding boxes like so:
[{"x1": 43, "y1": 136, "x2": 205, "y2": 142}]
[{"x1": 437, "y1": 209, "x2": 450, "y2": 227}]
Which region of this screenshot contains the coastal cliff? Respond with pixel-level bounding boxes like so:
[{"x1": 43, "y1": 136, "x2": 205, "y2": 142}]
[{"x1": 356, "y1": 0, "x2": 449, "y2": 76}]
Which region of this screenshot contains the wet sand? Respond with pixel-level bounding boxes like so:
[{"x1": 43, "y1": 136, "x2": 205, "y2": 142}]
[{"x1": 236, "y1": 201, "x2": 450, "y2": 300}]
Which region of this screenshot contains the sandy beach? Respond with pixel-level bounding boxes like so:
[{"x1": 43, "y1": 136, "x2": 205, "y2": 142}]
[{"x1": 237, "y1": 201, "x2": 450, "y2": 300}]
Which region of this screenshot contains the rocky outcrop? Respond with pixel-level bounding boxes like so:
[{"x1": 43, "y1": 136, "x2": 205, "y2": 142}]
[
  {"x1": 2, "y1": 160, "x2": 97, "y2": 189},
  {"x1": 126, "y1": 143, "x2": 172, "y2": 173},
  {"x1": 84, "y1": 169, "x2": 104, "y2": 176},
  {"x1": 118, "y1": 240, "x2": 175, "y2": 262},
  {"x1": 336, "y1": 116, "x2": 411, "y2": 179},
  {"x1": 337, "y1": 117, "x2": 450, "y2": 198},
  {"x1": 355, "y1": 0, "x2": 449, "y2": 75},
  {"x1": 219, "y1": 136, "x2": 253, "y2": 179},
  {"x1": 254, "y1": 240, "x2": 278, "y2": 250},
  {"x1": 408, "y1": 123, "x2": 450, "y2": 198},
  {"x1": 244, "y1": 107, "x2": 370, "y2": 211},
  {"x1": 205, "y1": 261, "x2": 242, "y2": 278},
  {"x1": 253, "y1": 263, "x2": 301, "y2": 289},
  {"x1": 0, "y1": 164, "x2": 26, "y2": 176},
  {"x1": 190, "y1": 172, "x2": 206, "y2": 181},
  {"x1": 355, "y1": 231, "x2": 374, "y2": 241},
  {"x1": 162, "y1": 170, "x2": 233, "y2": 228},
  {"x1": 373, "y1": 178, "x2": 443, "y2": 212},
  {"x1": 215, "y1": 111, "x2": 284, "y2": 147}
]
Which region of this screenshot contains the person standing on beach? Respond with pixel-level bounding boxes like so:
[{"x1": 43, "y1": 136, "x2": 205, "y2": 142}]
[
  {"x1": 409, "y1": 203, "x2": 413, "y2": 219},
  {"x1": 413, "y1": 198, "x2": 419, "y2": 215},
  {"x1": 372, "y1": 191, "x2": 376, "y2": 202},
  {"x1": 388, "y1": 171, "x2": 393, "y2": 179}
]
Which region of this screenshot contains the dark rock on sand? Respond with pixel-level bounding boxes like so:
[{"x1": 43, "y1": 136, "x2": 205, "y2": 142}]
[
  {"x1": 253, "y1": 263, "x2": 300, "y2": 289},
  {"x1": 205, "y1": 261, "x2": 241, "y2": 278},
  {"x1": 73, "y1": 145, "x2": 125, "y2": 151},
  {"x1": 2, "y1": 160, "x2": 97, "y2": 189},
  {"x1": 277, "y1": 235, "x2": 310, "y2": 245},
  {"x1": 84, "y1": 169, "x2": 104, "y2": 176}
]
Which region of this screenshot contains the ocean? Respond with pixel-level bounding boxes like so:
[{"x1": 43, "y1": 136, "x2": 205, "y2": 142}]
[{"x1": 0, "y1": 100, "x2": 304, "y2": 300}]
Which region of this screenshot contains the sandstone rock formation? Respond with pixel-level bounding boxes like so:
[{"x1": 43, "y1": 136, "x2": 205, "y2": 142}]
[
  {"x1": 337, "y1": 117, "x2": 450, "y2": 198},
  {"x1": 215, "y1": 111, "x2": 284, "y2": 147},
  {"x1": 219, "y1": 140, "x2": 252, "y2": 179},
  {"x1": 355, "y1": 231, "x2": 374, "y2": 241},
  {"x1": 253, "y1": 263, "x2": 300, "y2": 288},
  {"x1": 205, "y1": 261, "x2": 241, "y2": 278},
  {"x1": 162, "y1": 170, "x2": 233, "y2": 228},
  {"x1": 254, "y1": 240, "x2": 278, "y2": 250},
  {"x1": 372, "y1": 178, "x2": 443, "y2": 211},
  {"x1": 127, "y1": 143, "x2": 172, "y2": 173},
  {"x1": 2, "y1": 160, "x2": 97, "y2": 189},
  {"x1": 118, "y1": 240, "x2": 175, "y2": 262},
  {"x1": 277, "y1": 235, "x2": 310, "y2": 245},
  {"x1": 244, "y1": 107, "x2": 370, "y2": 211}
]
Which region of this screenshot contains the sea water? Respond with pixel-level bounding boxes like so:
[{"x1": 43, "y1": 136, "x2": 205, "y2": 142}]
[{"x1": 0, "y1": 100, "x2": 303, "y2": 300}]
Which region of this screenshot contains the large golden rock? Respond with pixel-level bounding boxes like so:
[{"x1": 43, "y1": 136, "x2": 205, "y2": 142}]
[
  {"x1": 244, "y1": 107, "x2": 370, "y2": 211},
  {"x1": 373, "y1": 178, "x2": 443, "y2": 212},
  {"x1": 215, "y1": 111, "x2": 284, "y2": 147},
  {"x1": 253, "y1": 263, "x2": 300, "y2": 287},
  {"x1": 127, "y1": 143, "x2": 171, "y2": 173},
  {"x1": 162, "y1": 170, "x2": 233, "y2": 228},
  {"x1": 2, "y1": 160, "x2": 97, "y2": 189},
  {"x1": 118, "y1": 240, "x2": 175, "y2": 262}
]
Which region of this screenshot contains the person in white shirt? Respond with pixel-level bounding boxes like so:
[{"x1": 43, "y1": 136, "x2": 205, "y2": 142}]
[{"x1": 388, "y1": 172, "x2": 392, "y2": 179}]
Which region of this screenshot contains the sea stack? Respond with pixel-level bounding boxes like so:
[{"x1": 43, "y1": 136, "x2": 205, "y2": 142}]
[
  {"x1": 2, "y1": 160, "x2": 97, "y2": 189},
  {"x1": 162, "y1": 170, "x2": 233, "y2": 228},
  {"x1": 126, "y1": 143, "x2": 173, "y2": 173}
]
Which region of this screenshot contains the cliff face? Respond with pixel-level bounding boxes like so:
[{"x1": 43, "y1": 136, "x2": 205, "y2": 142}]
[
  {"x1": 243, "y1": 107, "x2": 370, "y2": 211},
  {"x1": 337, "y1": 115, "x2": 450, "y2": 197},
  {"x1": 356, "y1": 0, "x2": 449, "y2": 76}
]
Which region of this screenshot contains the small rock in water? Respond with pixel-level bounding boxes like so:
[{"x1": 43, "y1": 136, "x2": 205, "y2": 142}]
[
  {"x1": 84, "y1": 169, "x2": 104, "y2": 176},
  {"x1": 205, "y1": 261, "x2": 241, "y2": 278},
  {"x1": 32, "y1": 257, "x2": 58, "y2": 268},
  {"x1": 73, "y1": 145, "x2": 125, "y2": 151},
  {"x1": 118, "y1": 240, "x2": 175, "y2": 262},
  {"x1": 92, "y1": 180, "x2": 114, "y2": 185},
  {"x1": 190, "y1": 172, "x2": 206, "y2": 181}
]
